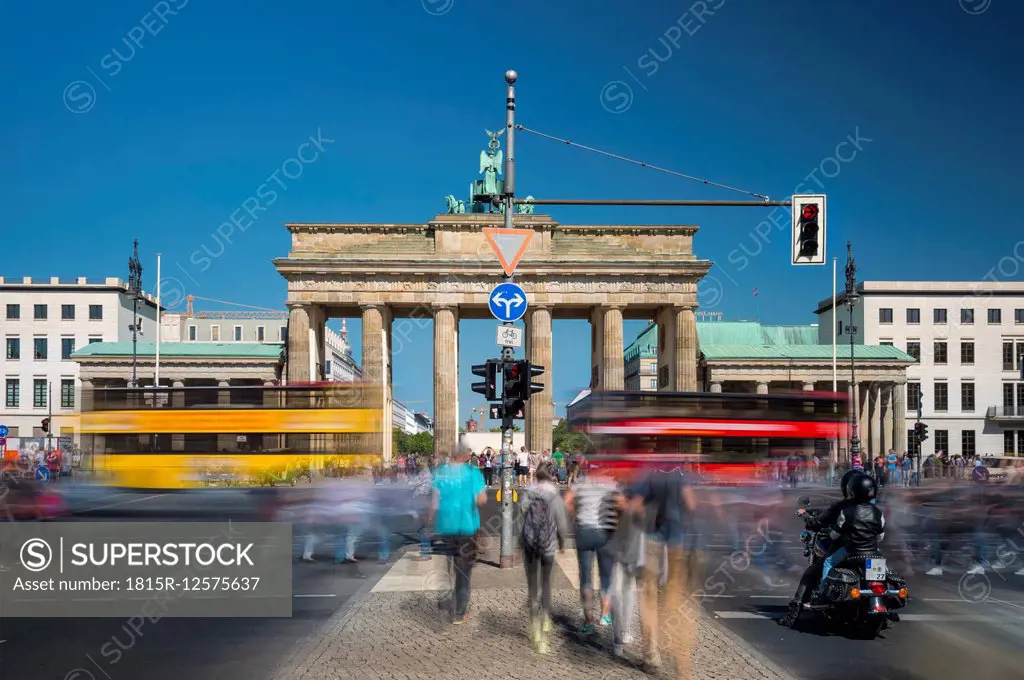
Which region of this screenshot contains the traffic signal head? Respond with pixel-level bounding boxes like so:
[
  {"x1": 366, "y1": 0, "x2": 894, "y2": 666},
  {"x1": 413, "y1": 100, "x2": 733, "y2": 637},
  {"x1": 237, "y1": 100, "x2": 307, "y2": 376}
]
[
  {"x1": 527, "y1": 362, "x2": 545, "y2": 397},
  {"x1": 471, "y1": 360, "x2": 499, "y2": 401},
  {"x1": 504, "y1": 360, "x2": 545, "y2": 402},
  {"x1": 41, "y1": 418, "x2": 50, "y2": 433},
  {"x1": 791, "y1": 194, "x2": 826, "y2": 265},
  {"x1": 919, "y1": 424, "x2": 929, "y2": 442}
]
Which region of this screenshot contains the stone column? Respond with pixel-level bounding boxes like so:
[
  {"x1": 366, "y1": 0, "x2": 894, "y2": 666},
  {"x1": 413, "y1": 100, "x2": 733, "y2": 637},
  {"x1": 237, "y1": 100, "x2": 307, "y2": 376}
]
[
  {"x1": 870, "y1": 384, "x2": 882, "y2": 457},
  {"x1": 656, "y1": 306, "x2": 698, "y2": 391},
  {"x1": 171, "y1": 380, "x2": 186, "y2": 452},
  {"x1": 526, "y1": 306, "x2": 553, "y2": 454},
  {"x1": 802, "y1": 382, "x2": 815, "y2": 412},
  {"x1": 756, "y1": 382, "x2": 770, "y2": 455},
  {"x1": 433, "y1": 305, "x2": 459, "y2": 459},
  {"x1": 709, "y1": 382, "x2": 724, "y2": 451},
  {"x1": 881, "y1": 384, "x2": 893, "y2": 453},
  {"x1": 589, "y1": 307, "x2": 604, "y2": 389},
  {"x1": 602, "y1": 306, "x2": 624, "y2": 391},
  {"x1": 893, "y1": 381, "x2": 907, "y2": 454},
  {"x1": 262, "y1": 380, "x2": 282, "y2": 453},
  {"x1": 361, "y1": 305, "x2": 394, "y2": 463},
  {"x1": 858, "y1": 384, "x2": 869, "y2": 457},
  {"x1": 217, "y1": 380, "x2": 233, "y2": 452},
  {"x1": 286, "y1": 305, "x2": 311, "y2": 384}
]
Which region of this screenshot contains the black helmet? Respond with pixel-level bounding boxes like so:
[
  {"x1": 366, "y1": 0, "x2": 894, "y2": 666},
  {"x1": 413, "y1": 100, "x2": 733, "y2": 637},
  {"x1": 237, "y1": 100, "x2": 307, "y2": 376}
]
[
  {"x1": 849, "y1": 473, "x2": 877, "y2": 502},
  {"x1": 840, "y1": 470, "x2": 863, "y2": 499}
]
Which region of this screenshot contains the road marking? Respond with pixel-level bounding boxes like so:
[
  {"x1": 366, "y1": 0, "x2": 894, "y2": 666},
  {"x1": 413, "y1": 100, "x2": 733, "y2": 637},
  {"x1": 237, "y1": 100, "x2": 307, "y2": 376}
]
[
  {"x1": 715, "y1": 611, "x2": 768, "y2": 619},
  {"x1": 693, "y1": 594, "x2": 735, "y2": 598},
  {"x1": 712, "y1": 610, "x2": 1007, "y2": 622},
  {"x1": 79, "y1": 493, "x2": 167, "y2": 512},
  {"x1": 749, "y1": 595, "x2": 790, "y2": 599},
  {"x1": 293, "y1": 594, "x2": 337, "y2": 598}
]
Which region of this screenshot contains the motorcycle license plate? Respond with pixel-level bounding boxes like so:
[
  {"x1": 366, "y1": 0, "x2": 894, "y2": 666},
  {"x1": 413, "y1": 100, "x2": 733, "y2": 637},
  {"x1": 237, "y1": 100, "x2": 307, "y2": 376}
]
[{"x1": 865, "y1": 558, "x2": 887, "y2": 581}]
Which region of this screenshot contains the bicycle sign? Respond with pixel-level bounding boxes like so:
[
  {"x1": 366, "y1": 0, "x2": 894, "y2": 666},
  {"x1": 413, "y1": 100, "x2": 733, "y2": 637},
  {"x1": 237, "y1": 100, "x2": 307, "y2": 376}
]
[{"x1": 496, "y1": 324, "x2": 523, "y2": 348}]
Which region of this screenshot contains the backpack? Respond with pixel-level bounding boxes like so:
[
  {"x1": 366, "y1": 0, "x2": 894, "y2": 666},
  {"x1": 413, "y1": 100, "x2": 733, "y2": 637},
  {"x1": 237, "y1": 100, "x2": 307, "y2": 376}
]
[{"x1": 522, "y1": 496, "x2": 556, "y2": 553}]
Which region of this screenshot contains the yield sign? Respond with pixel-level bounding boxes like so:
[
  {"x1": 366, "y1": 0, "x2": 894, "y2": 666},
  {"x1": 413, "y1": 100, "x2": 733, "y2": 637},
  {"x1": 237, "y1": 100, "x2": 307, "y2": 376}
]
[{"x1": 482, "y1": 227, "x2": 533, "y2": 276}]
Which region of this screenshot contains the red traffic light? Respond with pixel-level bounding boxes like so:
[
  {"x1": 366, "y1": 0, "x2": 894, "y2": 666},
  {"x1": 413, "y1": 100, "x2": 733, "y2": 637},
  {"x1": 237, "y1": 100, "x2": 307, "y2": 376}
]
[{"x1": 801, "y1": 204, "x2": 819, "y2": 220}]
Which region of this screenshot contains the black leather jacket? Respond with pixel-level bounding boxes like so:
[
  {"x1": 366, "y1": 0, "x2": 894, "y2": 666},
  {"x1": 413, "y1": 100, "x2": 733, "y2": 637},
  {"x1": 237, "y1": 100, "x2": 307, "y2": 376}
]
[
  {"x1": 803, "y1": 498, "x2": 856, "y2": 533},
  {"x1": 830, "y1": 502, "x2": 885, "y2": 556}
]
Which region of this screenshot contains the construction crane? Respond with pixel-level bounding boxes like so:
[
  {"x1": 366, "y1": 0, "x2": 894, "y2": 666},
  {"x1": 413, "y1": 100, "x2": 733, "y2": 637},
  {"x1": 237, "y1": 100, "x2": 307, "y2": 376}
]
[{"x1": 183, "y1": 295, "x2": 288, "y2": 320}]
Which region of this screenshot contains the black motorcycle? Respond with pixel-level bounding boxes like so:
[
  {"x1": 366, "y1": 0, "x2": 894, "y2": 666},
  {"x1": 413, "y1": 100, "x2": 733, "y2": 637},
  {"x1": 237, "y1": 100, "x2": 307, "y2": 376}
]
[{"x1": 796, "y1": 497, "x2": 909, "y2": 638}]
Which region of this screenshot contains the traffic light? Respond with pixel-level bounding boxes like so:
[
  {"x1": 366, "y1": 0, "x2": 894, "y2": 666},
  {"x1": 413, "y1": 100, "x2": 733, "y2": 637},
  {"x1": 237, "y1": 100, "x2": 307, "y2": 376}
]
[
  {"x1": 914, "y1": 422, "x2": 929, "y2": 443},
  {"x1": 490, "y1": 402, "x2": 524, "y2": 420},
  {"x1": 503, "y1": 360, "x2": 545, "y2": 402},
  {"x1": 41, "y1": 418, "x2": 50, "y2": 433},
  {"x1": 471, "y1": 360, "x2": 499, "y2": 401},
  {"x1": 791, "y1": 194, "x2": 826, "y2": 265}
]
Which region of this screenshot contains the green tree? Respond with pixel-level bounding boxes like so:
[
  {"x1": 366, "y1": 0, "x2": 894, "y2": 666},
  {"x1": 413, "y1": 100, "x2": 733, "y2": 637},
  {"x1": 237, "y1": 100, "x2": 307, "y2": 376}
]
[
  {"x1": 393, "y1": 428, "x2": 434, "y2": 457},
  {"x1": 552, "y1": 419, "x2": 592, "y2": 453},
  {"x1": 488, "y1": 424, "x2": 522, "y2": 432}
]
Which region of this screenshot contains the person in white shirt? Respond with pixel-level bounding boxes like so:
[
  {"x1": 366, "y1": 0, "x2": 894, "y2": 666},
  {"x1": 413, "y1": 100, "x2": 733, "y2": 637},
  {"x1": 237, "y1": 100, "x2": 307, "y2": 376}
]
[{"x1": 516, "y1": 447, "x2": 530, "y2": 487}]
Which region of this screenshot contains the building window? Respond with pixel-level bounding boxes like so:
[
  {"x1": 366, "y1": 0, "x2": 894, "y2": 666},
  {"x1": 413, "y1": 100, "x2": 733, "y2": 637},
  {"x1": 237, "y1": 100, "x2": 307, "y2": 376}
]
[
  {"x1": 1003, "y1": 383, "x2": 1015, "y2": 410},
  {"x1": 34, "y1": 304, "x2": 48, "y2": 320},
  {"x1": 257, "y1": 326, "x2": 265, "y2": 342},
  {"x1": 934, "y1": 308, "x2": 947, "y2": 323},
  {"x1": 961, "y1": 308, "x2": 974, "y2": 324},
  {"x1": 935, "y1": 429, "x2": 949, "y2": 454},
  {"x1": 1019, "y1": 431, "x2": 1024, "y2": 456},
  {"x1": 6, "y1": 304, "x2": 19, "y2": 319},
  {"x1": 88, "y1": 336, "x2": 101, "y2": 344},
  {"x1": 907, "y1": 383, "x2": 921, "y2": 411},
  {"x1": 933, "y1": 341, "x2": 947, "y2": 364},
  {"x1": 934, "y1": 382, "x2": 948, "y2": 411},
  {"x1": 61, "y1": 379, "x2": 75, "y2": 409},
  {"x1": 907, "y1": 308, "x2": 920, "y2": 324},
  {"x1": 33, "y1": 378, "x2": 47, "y2": 408},
  {"x1": 233, "y1": 326, "x2": 242, "y2": 342},
  {"x1": 880, "y1": 340, "x2": 893, "y2": 346},
  {"x1": 6, "y1": 337, "x2": 19, "y2": 360},
  {"x1": 988, "y1": 309, "x2": 1002, "y2": 324},
  {"x1": 5, "y1": 379, "x2": 19, "y2": 408},
  {"x1": 961, "y1": 430, "x2": 975, "y2": 457},
  {"x1": 89, "y1": 304, "x2": 103, "y2": 320},
  {"x1": 1003, "y1": 341, "x2": 1016, "y2": 370},
  {"x1": 61, "y1": 337, "x2": 75, "y2": 360},
  {"x1": 1015, "y1": 309, "x2": 1024, "y2": 324},
  {"x1": 906, "y1": 341, "x2": 921, "y2": 362},
  {"x1": 61, "y1": 304, "x2": 75, "y2": 320},
  {"x1": 188, "y1": 326, "x2": 197, "y2": 341},
  {"x1": 836, "y1": 319, "x2": 843, "y2": 336},
  {"x1": 960, "y1": 382, "x2": 975, "y2": 411},
  {"x1": 211, "y1": 326, "x2": 220, "y2": 342},
  {"x1": 280, "y1": 326, "x2": 287, "y2": 342},
  {"x1": 960, "y1": 341, "x2": 974, "y2": 365},
  {"x1": 1005, "y1": 431, "x2": 1016, "y2": 455},
  {"x1": 33, "y1": 337, "x2": 47, "y2": 360},
  {"x1": 879, "y1": 308, "x2": 893, "y2": 324}
]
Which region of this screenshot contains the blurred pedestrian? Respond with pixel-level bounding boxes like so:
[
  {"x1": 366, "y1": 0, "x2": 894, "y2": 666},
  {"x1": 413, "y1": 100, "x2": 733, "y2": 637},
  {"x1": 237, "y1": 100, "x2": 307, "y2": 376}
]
[
  {"x1": 519, "y1": 462, "x2": 569, "y2": 654},
  {"x1": 432, "y1": 450, "x2": 487, "y2": 625},
  {"x1": 564, "y1": 464, "x2": 619, "y2": 634}
]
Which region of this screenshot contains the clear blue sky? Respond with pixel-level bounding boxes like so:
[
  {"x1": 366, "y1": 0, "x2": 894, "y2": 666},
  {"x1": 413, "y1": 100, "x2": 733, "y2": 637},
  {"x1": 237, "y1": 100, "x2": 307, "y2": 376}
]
[{"x1": 3, "y1": 0, "x2": 1022, "y2": 426}]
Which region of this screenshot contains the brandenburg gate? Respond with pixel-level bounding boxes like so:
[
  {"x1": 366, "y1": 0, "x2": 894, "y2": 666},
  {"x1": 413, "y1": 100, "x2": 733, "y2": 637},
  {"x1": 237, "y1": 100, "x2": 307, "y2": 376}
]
[{"x1": 274, "y1": 135, "x2": 712, "y2": 459}]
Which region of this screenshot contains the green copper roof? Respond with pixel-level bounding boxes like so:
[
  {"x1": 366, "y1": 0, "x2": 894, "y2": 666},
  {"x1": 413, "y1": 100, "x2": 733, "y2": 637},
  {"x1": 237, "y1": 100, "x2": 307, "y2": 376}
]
[
  {"x1": 700, "y1": 344, "x2": 915, "y2": 361},
  {"x1": 72, "y1": 342, "x2": 284, "y2": 359},
  {"x1": 624, "y1": 323, "x2": 658, "y2": 361},
  {"x1": 696, "y1": 322, "x2": 819, "y2": 346}
]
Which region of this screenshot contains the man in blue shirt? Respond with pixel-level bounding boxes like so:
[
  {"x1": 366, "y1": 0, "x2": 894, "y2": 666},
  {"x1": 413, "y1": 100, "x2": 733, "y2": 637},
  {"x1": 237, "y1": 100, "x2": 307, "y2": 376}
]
[
  {"x1": 628, "y1": 466, "x2": 698, "y2": 674},
  {"x1": 432, "y1": 450, "x2": 487, "y2": 624}
]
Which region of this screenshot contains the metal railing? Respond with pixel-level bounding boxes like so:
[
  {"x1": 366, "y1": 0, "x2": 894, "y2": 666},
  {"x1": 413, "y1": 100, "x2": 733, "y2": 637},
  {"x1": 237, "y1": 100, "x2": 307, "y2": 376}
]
[{"x1": 986, "y1": 406, "x2": 1024, "y2": 418}]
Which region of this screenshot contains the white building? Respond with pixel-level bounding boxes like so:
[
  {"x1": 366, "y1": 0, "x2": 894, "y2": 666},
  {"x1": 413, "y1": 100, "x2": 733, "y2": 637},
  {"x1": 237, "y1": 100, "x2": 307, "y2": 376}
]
[
  {"x1": 1, "y1": 276, "x2": 159, "y2": 440},
  {"x1": 815, "y1": 281, "x2": 1024, "y2": 458},
  {"x1": 324, "y1": 321, "x2": 362, "y2": 383}
]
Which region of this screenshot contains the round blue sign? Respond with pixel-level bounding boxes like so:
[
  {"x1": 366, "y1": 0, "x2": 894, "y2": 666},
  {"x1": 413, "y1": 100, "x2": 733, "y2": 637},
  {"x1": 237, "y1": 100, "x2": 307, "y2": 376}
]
[
  {"x1": 0, "y1": 425, "x2": 8, "y2": 438},
  {"x1": 35, "y1": 466, "x2": 51, "y2": 483},
  {"x1": 488, "y1": 282, "x2": 528, "y2": 322}
]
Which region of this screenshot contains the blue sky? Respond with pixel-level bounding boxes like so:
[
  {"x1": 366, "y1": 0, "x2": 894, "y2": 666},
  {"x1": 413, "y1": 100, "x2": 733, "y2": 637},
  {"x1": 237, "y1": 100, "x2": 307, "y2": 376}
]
[{"x1": 3, "y1": 0, "x2": 1022, "y2": 426}]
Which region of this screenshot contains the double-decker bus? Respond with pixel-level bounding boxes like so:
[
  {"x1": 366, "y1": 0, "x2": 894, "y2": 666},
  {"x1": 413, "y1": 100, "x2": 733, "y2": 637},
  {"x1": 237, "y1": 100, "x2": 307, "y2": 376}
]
[
  {"x1": 566, "y1": 389, "x2": 848, "y2": 481},
  {"x1": 78, "y1": 382, "x2": 383, "y2": 490}
]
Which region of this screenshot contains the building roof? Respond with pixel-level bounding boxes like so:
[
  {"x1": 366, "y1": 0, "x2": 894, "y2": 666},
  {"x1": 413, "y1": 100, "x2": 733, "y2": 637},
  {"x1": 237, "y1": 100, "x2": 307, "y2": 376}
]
[
  {"x1": 624, "y1": 323, "x2": 658, "y2": 361},
  {"x1": 0, "y1": 276, "x2": 161, "y2": 309},
  {"x1": 814, "y1": 280, "x2": 1024, "y2": 314},
  {"x1": 696, "y1": 321, "x2": 818, "y2": 346},
  {"x1": 72, "y1": 342, "x2": 284, "y2": 359},
  {"x1": 700, "y1": 344, "x2": 915, "y2": 361}
]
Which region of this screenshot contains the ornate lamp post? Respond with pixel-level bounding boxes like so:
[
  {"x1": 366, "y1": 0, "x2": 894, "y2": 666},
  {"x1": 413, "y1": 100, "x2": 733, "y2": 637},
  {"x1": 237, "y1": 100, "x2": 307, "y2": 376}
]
[
  {"x1": 844, "y1": 242, "x2": 861, "y2": 464},
  {"x1": 128, "y1": 240, "x2": 144, "y2": 389}
]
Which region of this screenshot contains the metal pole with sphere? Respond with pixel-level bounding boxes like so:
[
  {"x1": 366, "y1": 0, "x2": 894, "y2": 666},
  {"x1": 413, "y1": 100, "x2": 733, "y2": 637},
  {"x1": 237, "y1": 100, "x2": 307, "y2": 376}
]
[
  {"x1": 128, "y1": 240, "x2": 144, "y2": 389},
  {"x1": 499, "y1": 69, "x2": 518, "y2": 569},
  {"x1": 845, "y1": 242, "x2": 861, "y2": 466}
]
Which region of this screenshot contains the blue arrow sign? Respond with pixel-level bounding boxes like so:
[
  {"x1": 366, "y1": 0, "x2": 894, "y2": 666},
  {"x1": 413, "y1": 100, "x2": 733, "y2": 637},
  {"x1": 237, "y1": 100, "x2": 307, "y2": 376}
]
[
  {"x1": 488, "y1": 282, "x2": 528, "y2": 322},
  {"x1": 0, "y1": 425, "x2": 7, "y2": 438},
  {"x1": 35, "y1": 466, "x2": 51, "y2": 483}
]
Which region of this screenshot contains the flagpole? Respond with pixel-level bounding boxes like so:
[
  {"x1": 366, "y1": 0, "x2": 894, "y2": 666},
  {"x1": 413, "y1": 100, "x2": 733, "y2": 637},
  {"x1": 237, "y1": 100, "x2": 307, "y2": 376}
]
[
  {"x1": 832, "y1": 256, "x2": 838, "y2": 467},
  {"x1": 155, "y1": 253, "x2": 161, "y2": 389}
]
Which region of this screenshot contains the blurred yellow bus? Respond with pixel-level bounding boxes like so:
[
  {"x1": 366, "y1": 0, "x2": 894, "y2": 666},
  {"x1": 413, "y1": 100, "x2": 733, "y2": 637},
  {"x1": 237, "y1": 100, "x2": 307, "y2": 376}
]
[{"x1": 79, "y1": 382, "x2": 384, "y2": 490}]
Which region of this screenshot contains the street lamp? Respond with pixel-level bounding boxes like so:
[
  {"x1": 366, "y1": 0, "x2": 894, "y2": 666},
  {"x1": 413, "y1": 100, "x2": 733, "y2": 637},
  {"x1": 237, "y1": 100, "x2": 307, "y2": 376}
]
[
  {"x1": 844, "y1": 241, "x2": 861, "y2": 465},
  {"x1": 128, "y1": 239, "x2": 144, "y2": 389}
]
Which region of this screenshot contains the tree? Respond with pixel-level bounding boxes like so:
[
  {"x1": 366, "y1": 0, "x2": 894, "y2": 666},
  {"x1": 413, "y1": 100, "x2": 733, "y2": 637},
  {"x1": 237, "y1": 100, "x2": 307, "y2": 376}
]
[
  {"x1": 488, "y1": 424, "x2": 522, "y2": 432},
  {"x1": 552, "y1": 419, "x2": 592, "y2": 453},
  {"x1": 393, "y1": 428, "x2": 434, "y2": 457}
]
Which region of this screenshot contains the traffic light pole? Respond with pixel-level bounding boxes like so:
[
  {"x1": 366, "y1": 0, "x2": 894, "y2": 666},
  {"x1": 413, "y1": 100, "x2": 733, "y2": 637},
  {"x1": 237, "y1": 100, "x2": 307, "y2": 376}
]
[{"x1": 498, "y1": 70, "x2": 518, "y2": 570}]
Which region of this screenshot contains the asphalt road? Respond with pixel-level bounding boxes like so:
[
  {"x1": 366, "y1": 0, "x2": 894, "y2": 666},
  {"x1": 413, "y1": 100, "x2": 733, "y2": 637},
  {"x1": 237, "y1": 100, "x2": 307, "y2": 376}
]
[{"x1": 3, "y1": 482, "x2": 1024, "y2": 680}]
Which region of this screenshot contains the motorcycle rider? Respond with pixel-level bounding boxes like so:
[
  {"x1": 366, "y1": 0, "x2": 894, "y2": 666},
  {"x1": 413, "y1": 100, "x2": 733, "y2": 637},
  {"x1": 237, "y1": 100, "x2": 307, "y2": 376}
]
[{"x1": 778, "y1": 469, "x2": 865, "y2": 628}]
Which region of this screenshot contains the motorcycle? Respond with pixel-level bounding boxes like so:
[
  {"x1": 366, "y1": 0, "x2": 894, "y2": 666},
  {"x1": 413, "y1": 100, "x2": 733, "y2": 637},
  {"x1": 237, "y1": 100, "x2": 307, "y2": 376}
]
[{"x1": 795, "y1": 497, "x2": 909, "y2": 638}]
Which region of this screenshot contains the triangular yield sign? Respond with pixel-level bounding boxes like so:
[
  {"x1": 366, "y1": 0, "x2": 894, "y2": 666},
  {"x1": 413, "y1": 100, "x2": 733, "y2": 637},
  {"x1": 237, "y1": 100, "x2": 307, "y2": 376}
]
[{"x1": 482, "y1": 228, "x2": 533, "y2": 276}]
